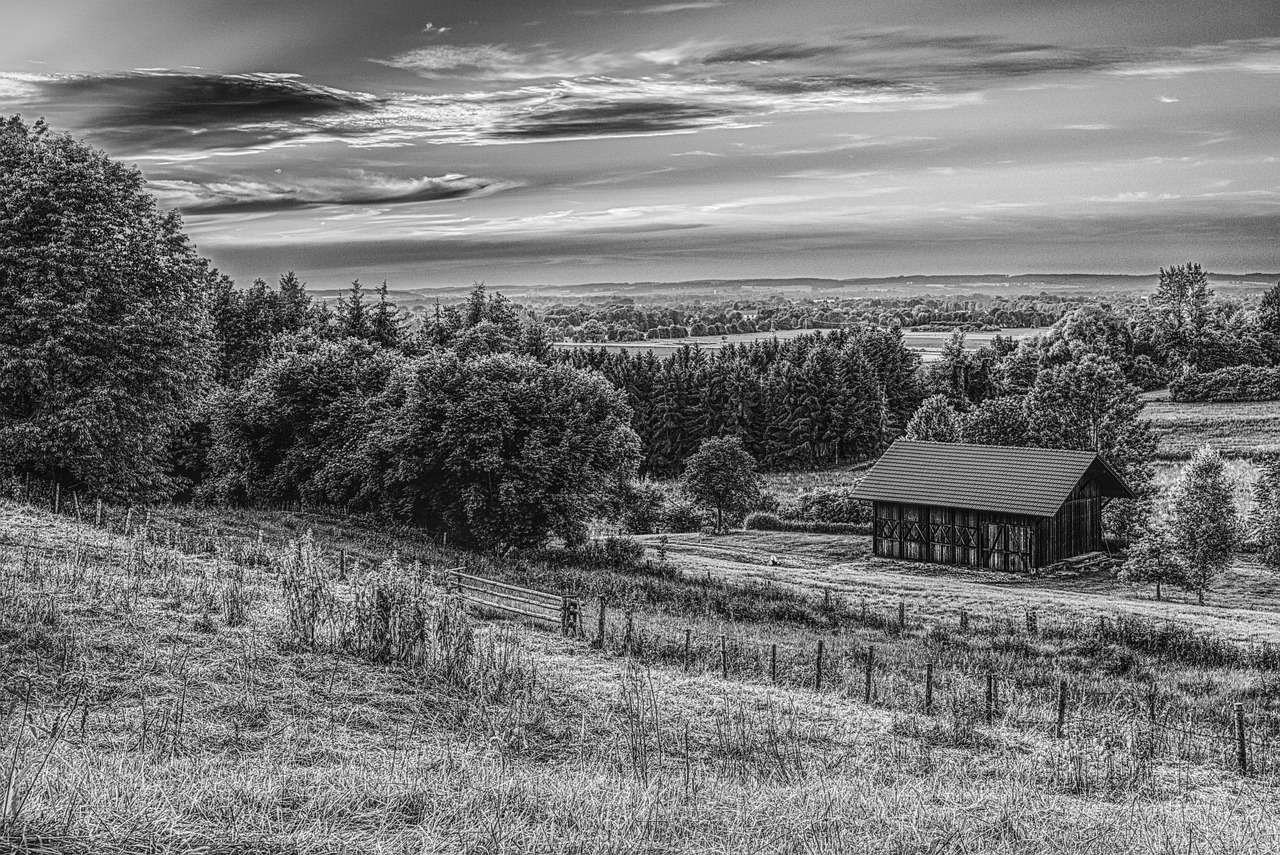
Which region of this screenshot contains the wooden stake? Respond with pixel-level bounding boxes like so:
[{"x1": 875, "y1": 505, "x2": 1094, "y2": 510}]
[
  {"x1": 1234, "y1": 703, "x2": 1248, "y2": 774},
  {"x1": 53, "y1": 483, "x2": 60, "y2": 515},
  {"x1": 815, "y1": 640, "x2": 824, "y2": 691},
  {"x1": 597, "y1": 597, "x2": 607, "y2": 649},
  {"x1": 95, "y1": 499, "x2": 103, "y2": 527},
  {"x1": 924, "y1": 663, "x2": 934, "y2": 714},
  {"x1": 720, "y1": 634, "x2": 728, "y2": 679},
  {"x1": 683, "y1": 628, "x2": 692, "y2": 672},
  {"x1": 624, "y1": 610, "x2": 634, "y2": 654},
  {"x1": 770, "y1": 643, "x2": 778, "y2": 684},
  {"x1": 898, "y1": 600, "x2": 906, "y2": 629},
  {"x1": 985, "y1": 673, "x2": 995, "y2": 725},
  {"x1": 1055, "y1": 679, "x2": 1067, "y2": 739},
  {"x1": 864, "y1": 646, "x2": 874, "y2": 704},
  {"x1": 959, "y1": 609, "x2": 969, "y2": 631}
]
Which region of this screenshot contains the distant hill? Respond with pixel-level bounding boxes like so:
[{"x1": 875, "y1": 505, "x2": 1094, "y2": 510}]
[{"x1": 400, "y1": 272, "x2": 1280, "y2": 303}]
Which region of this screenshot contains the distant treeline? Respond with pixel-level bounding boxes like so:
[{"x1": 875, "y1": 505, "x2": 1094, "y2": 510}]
[
  {"x1": 558, "y1": 328, "x2": 923, "y2": 475},
  {"x1": 545, "y1": 294, "x2": 1092, "y2": 343}
]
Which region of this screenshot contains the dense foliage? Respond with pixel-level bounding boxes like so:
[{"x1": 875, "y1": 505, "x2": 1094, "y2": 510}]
[
  {"x1": 0, "y1": 117, "x2": 217, "y2": 500},
  {"x1": 680, "y1": 436, "x2": 760, "y2": 531},
  {"x1": 560, "y1": 327, "x2": 921, "y2": 475},
  {"x1": 1170, "y1": 365, "x2": 1280, "y2": 403}
]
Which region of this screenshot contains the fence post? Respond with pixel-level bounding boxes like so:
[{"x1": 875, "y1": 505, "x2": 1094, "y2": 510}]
[
  {"x1": 1026, "y1": 609, "x2": 1038, "y2": 636},
  {"x1": 1234, "y1": 702, "x2": 1249, "y2": 774},
  {"x1": 53, "y1": 483, "x2": 60, "y2": 515},
  {"x1": 815, "y1": 640, "x2": 824, "y2": 691},
  {"x1": 959, "y1": 609, "x2": 969, "y2": 631},
  {"x1": 1147, "y1": 684, "x2": 1157, "y2": 724},
  {"x1": 985, "y1": 673, "x2": 995, "y2": 725},
  {"x1": 683, "y1": 628, "x2": 692, "y2": 672},
  {"x1": 95, "y1": 499, "x2": 103, "y2": 528},
  {"x1": 1055, "y1": 679, "x2": 1067, "y2": 738},
  {"x1": 720, "y1": 634, "x2": 728, "y2": 679},
  {"x1": 864, "y1": 646, "x2": 874, "y2": 704},
  {"x1": 596, "y1": 597, "x2": 607, "y2": 649},
  {"x1": 338, "y1": 550, "x2": 347, "y2": 580},
  {"x1": 624, "y1": 610, "x2": 634, "y2": 655},
  {"x1": 823, "y1": 588, "x2": 831, "y2": 610},
  {"x1": 898, "y1": 600, "x2": 906, "y2": 630},
  {"x1": 924, "y1": 663, "x2": 934, "y2": 714},
  {"x1": 560, "y1": 598, "x2": 570, "y2": 637},
  {"x1": 770, "y1": 643, "x2": 778, "y2": 684}
]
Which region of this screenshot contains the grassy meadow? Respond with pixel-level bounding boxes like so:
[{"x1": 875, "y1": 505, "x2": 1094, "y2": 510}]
[
  {"x1": 1141, "y1": 392, "x2": 1280, "y2": 460},
  {"x1": 3, "y1": 495, "x2": 1280, "y2": 853}
]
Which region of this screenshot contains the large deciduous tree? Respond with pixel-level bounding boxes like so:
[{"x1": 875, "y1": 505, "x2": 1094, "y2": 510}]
[
  {"x1": 1169, "y1": 445, "x2": 1239, "y2": 604},
  {"x1": 0, "y1": 117, "x2": 216, "y2": 500},
  {"x1": 368, "y1": 352, "x2": 640, "y2": 548}
]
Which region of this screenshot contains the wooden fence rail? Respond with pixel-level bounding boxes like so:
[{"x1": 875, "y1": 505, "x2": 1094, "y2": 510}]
[{"x1": 449, "y1": 568, "x2": 581, "y2": 636}]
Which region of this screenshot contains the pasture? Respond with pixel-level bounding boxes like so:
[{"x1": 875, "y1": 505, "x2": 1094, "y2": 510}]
[
  {"x1": 3, "y1": 495, "x2": 1279, "y2": 853},
  {"x1": 1141, "y1": 393, "x2": 1280, "y2": 460}
]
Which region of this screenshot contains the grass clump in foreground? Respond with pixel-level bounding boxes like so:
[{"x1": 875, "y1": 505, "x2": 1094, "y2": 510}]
[{"x1": 2, "y1": 499, "x2": 1280, "y2": 853}]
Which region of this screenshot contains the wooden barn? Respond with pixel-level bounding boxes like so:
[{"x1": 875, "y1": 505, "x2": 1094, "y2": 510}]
[{"x1": 850, "y1": 440, "x2": 1135, "y2": 572}]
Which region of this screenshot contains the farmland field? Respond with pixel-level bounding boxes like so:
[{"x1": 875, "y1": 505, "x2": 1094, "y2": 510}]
[
  {"x1": 1141, "y1": 392, "x2": 1280, "y2": 459},
  {"x1": 4, "y1": 497, "x2": 1280, "y2": 853},
  {"x1": 554, "y1": 326, "x2": 1044, "y2": 363}
]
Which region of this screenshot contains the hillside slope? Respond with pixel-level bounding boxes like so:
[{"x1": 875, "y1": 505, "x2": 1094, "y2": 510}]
[{"x1": 1, "y1": 501, "x2": 1278, "y2": 853}]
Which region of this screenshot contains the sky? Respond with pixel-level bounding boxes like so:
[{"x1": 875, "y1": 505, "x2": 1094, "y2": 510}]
[{"x1": 3, "y1": 0, "x2": 1279, "y2": 288}]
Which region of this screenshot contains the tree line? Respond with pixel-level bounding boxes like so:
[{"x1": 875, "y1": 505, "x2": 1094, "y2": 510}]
[{"x1": 557, "y1": 328, "x2": 923, "y2": 475}]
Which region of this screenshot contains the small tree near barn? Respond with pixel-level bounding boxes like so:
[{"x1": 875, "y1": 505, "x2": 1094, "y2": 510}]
[
  {"x1": 681, "y1": 436, "x2": 759, "y2": 532},
  {"x1": 1169, "y1": 445, "x2": 1238, "y2": 604},
  {"x1": 1119, "y1": 516, "x2": 1183, "y2": 600}
]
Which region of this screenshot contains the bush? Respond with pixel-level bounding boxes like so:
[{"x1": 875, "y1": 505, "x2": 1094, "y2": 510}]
[
  {"x1": 1170, "y1": 366, "x2": 1280, "y2": 402},
  {"x1": 781, "y1": 486, "x2": 871, "y2": 526},
  {"x1": 618, "y1": 481, "x2": 666, "y2": 534},
  {"x1": 744, "y1": 511, "x2": 870, "y2": 535},
  {"x1": 661, "y1": 499, "x2": 711, "y2": 533}
]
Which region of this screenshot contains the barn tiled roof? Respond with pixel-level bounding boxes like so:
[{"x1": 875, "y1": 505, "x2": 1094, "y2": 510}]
[{"x1": 849, "y1": 439, "x2": 1135, "y2": 517}]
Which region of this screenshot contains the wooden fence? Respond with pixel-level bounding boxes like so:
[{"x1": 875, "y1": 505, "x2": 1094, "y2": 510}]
[{"x1": 449, "y1": 568, "x2": 581, "y2": 637}]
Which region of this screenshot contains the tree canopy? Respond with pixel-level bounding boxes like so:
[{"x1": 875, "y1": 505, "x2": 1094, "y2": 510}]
[{"x1": 0, "y1": 116, "x2": 216, "y2": 500}]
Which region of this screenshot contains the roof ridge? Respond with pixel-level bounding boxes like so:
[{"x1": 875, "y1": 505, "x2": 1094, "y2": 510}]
[{"x1": 894, "y1": 438, "x2": 1099, "y2": 457}]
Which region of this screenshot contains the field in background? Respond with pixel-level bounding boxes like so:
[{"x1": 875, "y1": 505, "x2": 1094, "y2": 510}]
[
  {"x1": 554, "y1": 327, "x2": 1043, "y2": 363},
  {"x1": 1141, "y1": 392, "x2": 1280, "y2": 459},
  {"x1": 3, "y1": 497, "x2": 1279, "y2": 852}
]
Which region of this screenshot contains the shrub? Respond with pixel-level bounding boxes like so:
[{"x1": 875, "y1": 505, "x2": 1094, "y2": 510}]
[
  {"x1": 618, "y1": 481, "x2": 667, "y2": 534},
  {"x1": 661, "y1": 499, "x2": 711, "y2": 533},
  {"x1": 782, "y1": 486, "x2": 870, "y2": 526},
  {"x1": 744, "y1": 512, "x2": 869, "y2": 535}
]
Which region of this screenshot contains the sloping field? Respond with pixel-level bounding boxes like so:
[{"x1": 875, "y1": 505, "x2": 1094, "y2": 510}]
[{"x1": 2, "y1": 501, "x2": 1279, "y2": 852}]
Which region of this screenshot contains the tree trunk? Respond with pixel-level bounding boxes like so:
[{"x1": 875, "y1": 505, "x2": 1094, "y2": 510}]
[
  {"x1": 716, "y1": 505, "x2": 723, "y2": 533},
  {"x1": 1197, "y1": 589, "x2": 1204, "y2": 605},
  {"x1": 1155, "y1": 580, "x2": 1161, "y2": 601}
]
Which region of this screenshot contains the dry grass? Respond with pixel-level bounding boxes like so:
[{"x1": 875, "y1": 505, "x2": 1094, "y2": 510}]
[{"x1": 2, "y1": 499, "x2": 1280, "y2": 853}]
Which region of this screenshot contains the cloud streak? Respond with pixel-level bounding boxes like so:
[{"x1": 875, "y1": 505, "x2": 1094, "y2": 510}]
[{"x1": 151, "y1": 172, "x2": 515, "y2": 214}]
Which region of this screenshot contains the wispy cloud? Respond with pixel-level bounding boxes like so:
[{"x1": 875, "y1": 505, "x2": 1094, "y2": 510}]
[{"x1": 150, "y1": 172, "x2": 516, "y2": 214}]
